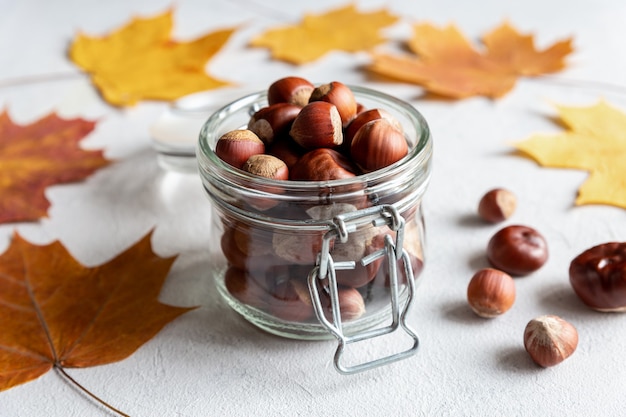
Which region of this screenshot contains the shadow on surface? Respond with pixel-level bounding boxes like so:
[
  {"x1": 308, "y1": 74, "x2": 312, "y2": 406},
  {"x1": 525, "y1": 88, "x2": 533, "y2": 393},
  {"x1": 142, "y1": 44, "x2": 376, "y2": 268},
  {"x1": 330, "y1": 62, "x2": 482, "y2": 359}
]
[{"x1": 495, "y1": 345, "x2": 540, "y2": 374}]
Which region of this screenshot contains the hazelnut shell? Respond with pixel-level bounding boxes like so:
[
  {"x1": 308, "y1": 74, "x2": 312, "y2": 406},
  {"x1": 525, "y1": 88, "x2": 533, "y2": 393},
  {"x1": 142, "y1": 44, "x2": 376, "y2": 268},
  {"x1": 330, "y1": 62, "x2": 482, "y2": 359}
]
[{"x1": 524, "y1": 315, "x2": 578, "y2": 367}]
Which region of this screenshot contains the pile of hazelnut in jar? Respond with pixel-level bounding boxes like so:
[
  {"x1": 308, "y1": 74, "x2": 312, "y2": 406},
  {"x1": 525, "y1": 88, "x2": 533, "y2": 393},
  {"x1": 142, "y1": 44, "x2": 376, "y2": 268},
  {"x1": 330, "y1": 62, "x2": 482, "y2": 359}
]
[
  {"x1": 213, "y1": 76, "x2": 424, "y2": 326},
  {"x1": 215, "y1": 77, "x2": 409, "y2": 181}
]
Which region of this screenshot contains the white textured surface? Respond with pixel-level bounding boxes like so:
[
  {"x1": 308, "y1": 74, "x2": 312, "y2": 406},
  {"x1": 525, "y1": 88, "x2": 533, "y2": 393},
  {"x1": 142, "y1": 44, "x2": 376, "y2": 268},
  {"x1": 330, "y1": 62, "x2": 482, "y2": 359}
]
[{"x1": 1, "y1": 0, "x2": 626, "y2": 416}]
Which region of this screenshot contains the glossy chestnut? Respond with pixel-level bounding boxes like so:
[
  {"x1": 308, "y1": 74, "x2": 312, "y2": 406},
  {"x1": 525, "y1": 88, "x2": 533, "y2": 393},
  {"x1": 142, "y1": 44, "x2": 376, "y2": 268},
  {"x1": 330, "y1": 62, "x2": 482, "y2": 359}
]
[
  {"x1": 486, "y1": 225, "x2": 548, "y2": 276},
  {"x1": 569, "y1": 242, "x2": 626, "y2": 312}
]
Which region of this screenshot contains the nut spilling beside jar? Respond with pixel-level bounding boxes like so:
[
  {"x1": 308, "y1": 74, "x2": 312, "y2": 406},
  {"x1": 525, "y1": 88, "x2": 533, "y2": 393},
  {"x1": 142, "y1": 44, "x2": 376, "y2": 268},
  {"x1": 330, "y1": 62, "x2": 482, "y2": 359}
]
[{"x1": 197, "y1": 77, "x2": 432, "y2": 341}]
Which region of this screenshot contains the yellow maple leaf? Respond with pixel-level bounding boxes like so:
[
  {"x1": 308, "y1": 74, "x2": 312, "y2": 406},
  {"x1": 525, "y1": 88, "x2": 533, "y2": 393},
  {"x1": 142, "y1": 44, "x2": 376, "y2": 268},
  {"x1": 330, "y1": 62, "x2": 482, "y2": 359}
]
[
  {"x1": 69, "y1": 9, "x2": 235, "y2": 106},
  {"x1": 369, "y1": 21, "x2": 573, "y2": 99},
  {"x1": 250, "y1": 4, "x2": 398, "y2": 64},
  {"x1": 513, "y1": 101, "x2": 626, "y2": 209}
]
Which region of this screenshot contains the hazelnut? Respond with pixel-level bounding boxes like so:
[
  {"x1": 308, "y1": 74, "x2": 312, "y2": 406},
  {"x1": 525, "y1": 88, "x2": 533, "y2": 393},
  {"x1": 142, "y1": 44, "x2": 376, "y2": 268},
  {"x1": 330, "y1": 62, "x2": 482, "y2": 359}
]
[
  {"x1": 224, "y1": 267, "x2": 268, "y2": 309},
  {"x1": 242, "y1": 154, "x2": 289, "y2": 181},
  {"x1": 221, "y1": 225, "x2": 285, "y2": 272},
  {"x1": 247, "y1": 103, "x2": 301, "y2": 145},
  {"x1": 268, "y1": 76, "x2": 314, "y2": 106},
  {"x1": 487, "y1": 225, "x2": 548, "y2": 276},
  {"x1": 569, "y1": 242, "x2": 626, "y2": 312},
  {"x1": 267, "y1": 136, "x2": 306, "y2": 170},
  {"x1": 367, "y1": 227, "x2": 424, "y2": 289},
  {"x1": 309, "y1": 81, "x2": 357, "y2": 126},
  {"x1": 241, "y1": 154, "x2": 289, "y2": 210},
  {"x1": 350, "y1": 119, "x2": 408, "y2": 173},
  {"x1": 344, "y1": 108, "x2": 402, "y2": 149},
  {"x1": 268, "y1": 278, "x2": 314, "y2": 322},
  {"x1": 214, "y1": 129, "x2": 265, "y2": 169},
  {"x1": 289, "y1": 101, "x2": 343, "y2": 149},
  {"x1": 232, "y1": 223, "x2": 274, "y2": 257},
  {"x1": 272, "y1": 231, "x2": 326, "y2": 265},
  {"x1": 466, "y1": 268, "x2": 515, "y2": 318},
  {"x1": 523, "y1": 315, "x2": 578, "y2": 367},
  {"x1": 290, "y1": 148, "x2": 357, "y2": 181},
  {"x1": 478, "y1": 188, "x2": 517, "y2": 223},
  {"x1": 320, "y1": 286, "x2": 366, "y2": 322},
  {"x1": 331, "y1": 227, "x2": 382, "y2": 288}
]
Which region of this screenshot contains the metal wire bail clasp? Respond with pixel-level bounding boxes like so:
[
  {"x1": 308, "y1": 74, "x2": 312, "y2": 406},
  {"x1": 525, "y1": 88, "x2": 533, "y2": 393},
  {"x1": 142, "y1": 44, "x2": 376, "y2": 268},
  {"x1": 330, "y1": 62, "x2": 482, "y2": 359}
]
[{"x1": 308, "y1": 205, "x2": 420, "y2": 374}]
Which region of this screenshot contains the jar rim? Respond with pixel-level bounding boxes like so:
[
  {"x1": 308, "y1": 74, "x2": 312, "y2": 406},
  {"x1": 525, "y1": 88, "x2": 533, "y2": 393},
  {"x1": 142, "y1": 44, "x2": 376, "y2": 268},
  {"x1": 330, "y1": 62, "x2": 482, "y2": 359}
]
[{"x1": 196, "y1": 85, "x2": 432, "y2": 190}]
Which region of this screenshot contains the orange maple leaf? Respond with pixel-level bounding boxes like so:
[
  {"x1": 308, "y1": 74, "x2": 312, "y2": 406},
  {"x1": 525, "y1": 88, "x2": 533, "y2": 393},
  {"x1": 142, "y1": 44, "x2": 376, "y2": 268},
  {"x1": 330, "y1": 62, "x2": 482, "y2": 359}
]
[
  {"x1": 69, "y1": 9, "x2": 235, "y2": 106},
  {"x1": 250, "y1": 4, "x2": 398, "y2": 64},
  {"x1": 369, "y1": 21, "x2": 573, "y2": 99},
  {"x1": 0, "y1": 231, "x2": 195, "y2": 391},
  {"x1": 0, "y1": 111, "x2": 110, "y2": 224},
  {"x1": 513, "y1": 100, "x2": 626, "y2": 209}
]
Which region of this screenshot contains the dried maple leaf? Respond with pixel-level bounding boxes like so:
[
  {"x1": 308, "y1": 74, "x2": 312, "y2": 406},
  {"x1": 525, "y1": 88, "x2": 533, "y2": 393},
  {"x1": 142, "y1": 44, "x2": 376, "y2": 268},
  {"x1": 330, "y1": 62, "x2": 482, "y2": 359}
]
[
  {"x1": 513, "y1": 100, "x2": 626, "y2": 209},
  {"x1": 0, "y1": 231, "x2": 194, "y2": 391},
  {"x1": 0, "y1": 111, "x2": 109, "y2": 224},
  {"x1": 69, "y1": 9, "x2": 235, "y2": 106},
  {"x1": 250, "y1": 4, "x2": 398, "y2": 64},
  {"x1": 369, "y1": 21, "x2": 573, "y2": 99}
]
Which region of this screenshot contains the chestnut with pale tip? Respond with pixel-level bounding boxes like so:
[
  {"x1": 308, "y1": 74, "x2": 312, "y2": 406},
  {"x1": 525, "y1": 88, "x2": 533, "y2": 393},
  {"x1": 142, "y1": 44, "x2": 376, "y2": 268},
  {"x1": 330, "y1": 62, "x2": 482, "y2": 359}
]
[
  {"x1": 309, "y1": 81, "x2": 357, "y2": 126},
  {"x1": 267, "y1": 136, "x2": 305, "y2": 170},
  {"x1": 224, "y1": 266, "x2": 268, "y2": 310},
  {"x1": 290, "y1": 148, "x2": 356, "y2": 181},
  {"x1": 350, "y1": 118, "x2": 408, "y2": 173},
  {"x1": 247, "y1": 103, "x2": 302, "y2": 145},
  {"x1": 524, "y1": 315, "x2": 578, "y2": 367},
  {"x1": 321, "y1": 286, "x2": 366, "y2": 322},
  {"x1": 344, "y1": 108, "x2": 402, "y2": 149},
  {"x1": 289, "y1": 101, "x2": 343, "y2": 149},
  {"x1": 478, "y1": 188, "x2": 517, "y2": 223},
  {"x1": 242, "y1": 154, "x2": 289, "y2": 181},
  {"x1": 268, "y1": 278, "x2": 315, "y2": 322},
  {"x1": 467, "y1": 268, "x2": 515, "y2": 318},
  {"x1": 268, "y1": 76, "x2": 315, "y2": 107},
  {"x1": 214, "y1": 129, "x2": 265, "y2": 169},
  {"x1": 242, "y1": 154, "x2": 289, "y2": 211}
]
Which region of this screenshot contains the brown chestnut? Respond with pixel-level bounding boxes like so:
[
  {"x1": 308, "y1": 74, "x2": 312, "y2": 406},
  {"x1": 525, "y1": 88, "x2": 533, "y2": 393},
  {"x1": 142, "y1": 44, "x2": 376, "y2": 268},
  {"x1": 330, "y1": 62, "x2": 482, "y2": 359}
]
[
  {"x1": 290, "y1": 148, "x2": 357, "y2": 181},
  {"x1": 242, "y1": 154, "x2": 289, "y2": 181},
  {"x1": 478, "y1": 188, "x2": 517, "y2": 223},
  {"x1": 320, "y1": 286, "x2": 366, "y2": 322},
  {"x1": 241, "y1": 154, "x2": 289, "y2": 210},
  {"x1": 569, "y1": 242, "x2": 626, "y2": 312},
  {"x1": 344, "y1": 108, "x2": 402, "y2": 149},
  {"x1": 289, "y1": 101, "x2": 343, "y2": 149},
  {"x1": 350, "y1": 119, "x2": 408, "y2": 173},
  {"x1": 214, "y1": 129, "x2": 265, "y2": 169},
  {"x1": 272, "y1": 231, "x2": 327, "y2": 265},
  {"x1": 268, "y1": 76, "x2": 314, "y2": 106},
  {"x1": 221, "y1": 224, "x2": 286, "y2": 272},
  {"x1": 486, "y1": 225, "x2": 548, "y2": 276},
  {"x1": 524, "y1": 315, "x2": 578, "y2": 367},
  {"x1": 224, "y1": 266, "x2": 268, "y2": 309},
  {"x1": 467, "y1": 268, "x2": 516, "y2": 318},
  {"x1": 268, "y1": 278, "x2": 314, "y2": 322},
  {"x1": 309, "y1": 81, "x2": 357, "y2": 126},
  {"x1": 247, "y1": 103, "x2": 302, "y2": 145},
  {"x1": 267, "y1": 136, "x2": 306, "y2": 170}
]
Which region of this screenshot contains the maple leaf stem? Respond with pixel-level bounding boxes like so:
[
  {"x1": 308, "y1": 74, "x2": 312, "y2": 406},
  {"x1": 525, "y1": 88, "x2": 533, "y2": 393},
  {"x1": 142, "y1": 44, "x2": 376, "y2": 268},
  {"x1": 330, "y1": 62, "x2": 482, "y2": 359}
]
[
  {"x1": 54, "y1": 365, "x2": 131, "y2": 417},
  {"x1": 0, "y1": 71, "x2": 85, "y2": 89}
]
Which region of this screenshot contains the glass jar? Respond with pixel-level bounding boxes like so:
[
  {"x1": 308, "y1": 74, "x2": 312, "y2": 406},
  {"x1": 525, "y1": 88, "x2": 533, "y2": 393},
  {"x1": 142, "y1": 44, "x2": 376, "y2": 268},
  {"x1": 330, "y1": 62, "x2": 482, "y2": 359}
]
[{"x1": 197, "y1": 86, "x2": 432, "y2": 373}]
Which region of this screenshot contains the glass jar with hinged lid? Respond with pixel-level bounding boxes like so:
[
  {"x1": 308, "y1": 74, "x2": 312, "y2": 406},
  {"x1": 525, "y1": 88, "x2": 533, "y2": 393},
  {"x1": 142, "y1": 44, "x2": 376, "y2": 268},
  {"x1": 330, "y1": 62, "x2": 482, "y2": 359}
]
[{"x1": 196, "y1": 83, "x2": 433, "y2": 374}]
